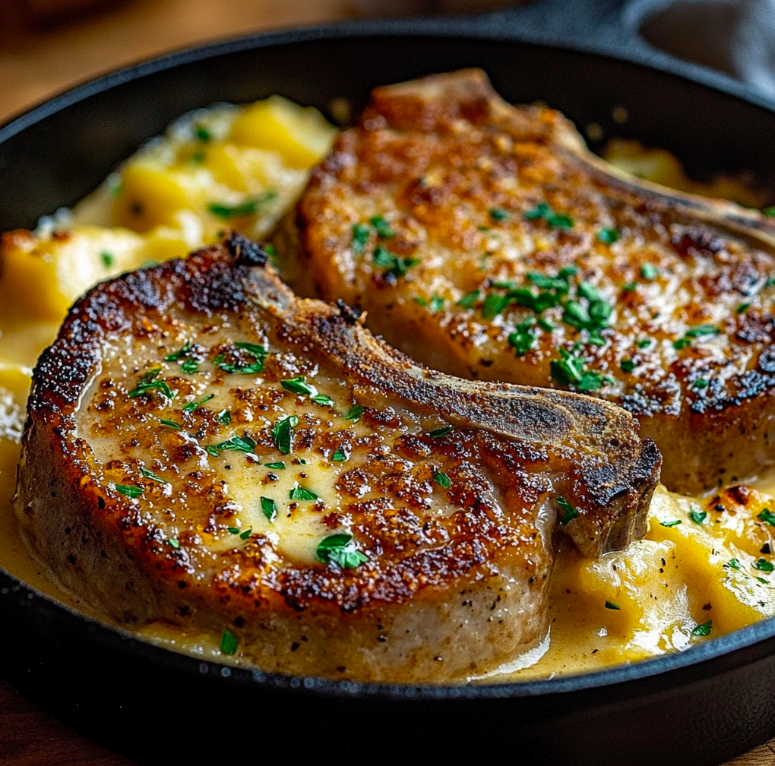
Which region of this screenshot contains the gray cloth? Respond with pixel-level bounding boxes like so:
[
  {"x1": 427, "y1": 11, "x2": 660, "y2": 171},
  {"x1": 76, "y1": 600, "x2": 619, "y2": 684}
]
[{"x1": 641, "y1": 0, "x2": 775, "y2": 98}]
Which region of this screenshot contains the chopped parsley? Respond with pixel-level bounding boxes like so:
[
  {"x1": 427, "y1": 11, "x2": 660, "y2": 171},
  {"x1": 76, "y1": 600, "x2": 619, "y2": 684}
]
[
  {"x1": 289, "y1": 485, "x2": 319, "y2": 501},
  {"x1": 332, "y1": 448, "x2": 348, "y2": 463},
  {"x1": 220, "y1": 629, "x2": 239, "y2": 655},
  {"x1": 100, "y1": 251, "x2": 114, "y2": 268},
  {"x1": 692, "y1": 620, "x2": 712, "y2": 637},
  {"x1": 345, "y1": 404, "x2": 364, "y2": 422},
  {"x1": 116, "y1": 484, "x2": 143, "y2": 498},
  {"x1": 604, "y1": 601, "x2": 621, "y2": 610},
  {"x1": 239, "y1": 528, "x2": 253, "y2": 540},
  {"x1": 372, "y1": 245, "x2": 418, "y2": 279},
  {"x1": 194, "y1": 124, "x2": 212, "y2": 142},
  {"x1": 754, "y1": 558, "x2": 774, "y2": 573},
  {"x1": 206, "y1": 434, "x2": 257, "y2": 457},
  {"x1": 159, "y1": 418, "x2": 181, "y2": 430},
  {"x1": 726, "y1": 558, "x2": 741, "y2": 570},
  {"x1": 758, "y1": 508, "x2": 775, "y2": 526},
  {"x1": 622, "y1": 282, "x2": 638, "y2": 292},
  {"x1": 763, "y1": 207, "x2": 775, "y2": 218},
  {"x1": 168, "y1": 538, "x2": 180, "y2": 549},
  {"x1": 140, "y1": 467, "x2": 167, "y2": 484},
  {"x1": 660, "y1": 519, "x2": 682, "y2": 528},
  {"x1": 692, "y1": 378, "x2": 709, "y2": 390},
  {"x1": 370, "y1": 215, "x2": 396, "y2": 239},
  {"x1": 489, "y1": 207, "x2": 510, "y2": 222},
  {"x1": 165, "y1": 342, "x2": 193, "y2": 363},
  {"x1": 281, "y1": 376, "x2": 315, "y2": 396},
  {"x1": 524, "y1": 201, "x2": 574, "y2": 229},
  {"x1": 674, "y1": 324, "x2": 719, "y2": 350},
  {"x1": 636, "y1": 339, "x2": 652, "y2": 349},
  {"x1": 261, "y1": 497, "x2": 277, "y2": 522},
  {"x1": 556, "y1": 497, "x2": 579, "y2": 526},
  {"x1": 620, "y1": 358, "x2": 636, "y2": 373},
  {"x1": 311, "y1": 394, "x2": 334, "y2": 407},
  {"x1": 351, "y1": 222, "x2": 371, "y2": 254},
  {"x1": 415, "y1": 294, "x2": 445, "y2": 312},
  {"x1": 457, "y1": 289, "x2": 480, "y2": 308},
  {"x1": 271, "y1": 415, "x2": 298, "y2": 455},
  {"x1": 215, "y1": 342, "x2": 268, "y2": 374},
  {"x1": 217, "y1": 409, "x2": 232, "y2": 425},
  {"x1": 482, "y1": 292, "x2": 510, "y2": 319},
  {"x1": 598, "y1": 228, "x2": 619, "y2": 244},
  {"x1": 508, "y1": 322, "x2": 536, "y2": 357},
  {"x1": 736, "y1": 302, "x2": 751, "y2": 314},
  {"x1": 640, "y1": 263, "x2": 659, "y2": 281},
  {"x1": 128, "y1": 368, "x2": 176, "y2": 400},
  {"x1": 182, "y1": 393, "x2": 214, "y2": 413},
  {"x1": 264, "y1": 461, "x2": 286, "y2": 470},
  {"x1": 316, "y1": 533, "x2": 368, "y2": 569},
  {"x1": 180, "y1": 358, "x2": 199, "y2": 374},
  {"x1": 433, "y1": 471, "x2": 451, "y2": 488},
  {"x1": 207, "y1": 191, "x2": 276, "y2": 219},
  {"x1": 429, "y1": 425, "x2": 454, "y2": 439},
  {"x1": 550, "y1": 348, "x2": 612, "y2": 391},
  {"x1": 689, "y1": 507, "x2": 707, "y2": 525}
]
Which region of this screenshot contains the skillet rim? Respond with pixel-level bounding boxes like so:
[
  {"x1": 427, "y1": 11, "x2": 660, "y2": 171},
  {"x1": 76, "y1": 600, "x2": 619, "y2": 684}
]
[{"x1": 4, "y1": 15, "x2": 775, "y2": 702}]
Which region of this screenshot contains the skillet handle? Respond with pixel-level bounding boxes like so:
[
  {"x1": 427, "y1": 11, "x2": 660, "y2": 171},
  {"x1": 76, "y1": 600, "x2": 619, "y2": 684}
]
[{"x1": 468, "y1": 0, "x2": 663, "y2": 60}]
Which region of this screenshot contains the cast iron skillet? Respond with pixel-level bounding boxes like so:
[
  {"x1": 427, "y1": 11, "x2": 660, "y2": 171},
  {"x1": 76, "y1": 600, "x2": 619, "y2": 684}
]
[{"x1": 3, "y1": 1, "x2": 775, "y2": 763}]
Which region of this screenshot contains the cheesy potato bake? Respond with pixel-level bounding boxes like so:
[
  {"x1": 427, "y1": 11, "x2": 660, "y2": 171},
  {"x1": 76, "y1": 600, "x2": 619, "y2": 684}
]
[{"x1": 2, "y1": 93, "x2": 775, "y2": 681}]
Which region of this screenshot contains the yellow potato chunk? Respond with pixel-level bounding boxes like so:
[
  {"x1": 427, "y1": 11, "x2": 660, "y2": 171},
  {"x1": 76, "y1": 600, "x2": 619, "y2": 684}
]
[
  {"x1": 114, "y1": 164, "x2": 192, "y2": 232},
  {"x1": 0, "y1": 227, "x2": 145, "y2": 325},
  {"x1": 230, "y1": 96, "x2": 336, "y2": 170}
]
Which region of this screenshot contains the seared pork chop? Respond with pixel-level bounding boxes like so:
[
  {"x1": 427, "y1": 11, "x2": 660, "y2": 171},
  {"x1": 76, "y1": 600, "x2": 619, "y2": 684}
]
[
  {"x1": 15, "y1": 234, "x2": 658, "y2": 682},
  {"x1": 283, "y1": 69, "x2": 775, "y2": 494}
]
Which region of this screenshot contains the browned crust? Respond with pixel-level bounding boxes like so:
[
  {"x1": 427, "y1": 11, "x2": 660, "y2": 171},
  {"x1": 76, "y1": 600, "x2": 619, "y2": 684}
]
[{"x1": 287, "y1": 68, "x2": 775, "y2": 495}]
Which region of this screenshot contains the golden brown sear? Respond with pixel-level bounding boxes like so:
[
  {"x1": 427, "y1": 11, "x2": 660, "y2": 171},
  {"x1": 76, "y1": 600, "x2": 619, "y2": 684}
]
[
  {"x1": 15, "y1": 235, "x2": 658, "y2": 682},
  {"x1": 283, "y1": 69, "x2": 775, "y2": 494}
]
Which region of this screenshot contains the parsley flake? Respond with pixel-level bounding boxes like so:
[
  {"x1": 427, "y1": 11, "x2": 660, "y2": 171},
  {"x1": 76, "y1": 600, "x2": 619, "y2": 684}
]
[
  {"x1": 556, "y1": 497, "x2": 579, "y2": 526},
  {"x1": 140, "y1": 467, "x2": 167, "y2": 484},
  {"x1": 457, "y1": 289, "x2": 480, "y2": 308},
  {"x1": 271, "y1": 415, "x2": 298, "y2": 455},
  {"x1": 636, "y1": 339, "x2": 652, "y2": 349},
  {"x1": 182, "y1": 393, "x2": 214, "y2": 413},
  {"x1": 726, "y1": 558, "x2": 741, "y2": 570},
  {"x1": 620, "y1": 358, "x2": 636, "y2": 373},
  {"x1": 604, "y1": 601, "x2": 621, "y2": 610},
  {"x1": 290, "y1": 484, "x2": 319, "y2": 501},
  {"x1": 194, "y1": 124, "x2": 212, "y2": 142},
  {"x1": 429, "y1": 425, "x2": 453, "y2": 439},
  {"x1": 433, "y1": 471, "x2": 452, "y2": 488},
  {"x1": 264, "y1": 461, "x2": 286, "y2": 470},
  {"x1": 168, "y1": 538, "x2": 180, "y2": 549},
  {"x1": 345, "y1": 404, "x2": 364, "y2": 422},
  {"x1": 100, "y1": 251, "x2": 114, "y2": 268},
  {"x1": 332, "y1": 448, "x2": 348, "y2": 463},
  {"x1": 598, "y1": 228, "x2": 619, "y2": 244},
  {"x1": 736, "y1": 302, "x2": 751, "y2": 314},
  {"x1": 159, "y1": 418, "x2": 181, "y2": 430},
  {"x1": 692, "y1": 620, "x2": 712, "y2": 637},
  {"x1": 316, "y1": 533, "x2": 368, "y2": 569},
  {"x1": 215, "y1": 342, "x2": 268, "y2": 374},
  {"x1": 180, "y1": 358, "x2": 199, "y2": 374},
  {"x1": 220, "y1": 629, "x2": 239, "y2": 655},
  {"x1": 281, "y1": 376, "x2": 315, "y2": 396},
  {"x1": 239, "y1": 528, "x2": 253, "y2": 540},
  {"x1": 373, "y1": 245, "x2": 418, "y2": 279},
  {"x1": 128, "y1": 368, "x2": 176, "y2": 400},
  {"x1": 311, "y1": 394, "x2": 334, "y2": 407},
  {"x1": 370, "y1": 215, "x2": 396, "y2": 239},
  {"x1": 754, "y1": 558, "x2": 774, "y2": 573},
  {"x1": 660, "y1": 519, "x2": 682, "y2": 528},
  {"x1": 689, "y1": 507, "x2": 707, "y2": 525},
  {"x1": 508, "y1": 326, "x2": 536, "y2": 357},
  {"x1": 207, "y1": 191, "x2": 276, "y2": 219},
  {"x1": 217, "y1": 410, "x2": 232, "y2": 426},
  {"x1": 261, "y1": 497, "x2": 277, "y2": 522},
  {"x1": 758, "y1": 508, "x2": 775, "y2": 526},
  {"x1": 116, "y1": 484, "x2": 143, "y2": 498},
  {"x1": 524, "y1": 202, "x2": 574, "y2": 228},
  {"x1": 206, "y1": 434, "x2": 257, "y2": 457},
  {"x1": 489, "y1": 207, "x2": 510, "y2": 222},
  {"x1": 165, "y1": 341, "x2": 193, "y2": 362},
  {"x1": 351, "y1": 223, "x2": 371, "y2": 254},
  {"x1": 640, "y1": 263, "x2": 659, "y2": 281}
]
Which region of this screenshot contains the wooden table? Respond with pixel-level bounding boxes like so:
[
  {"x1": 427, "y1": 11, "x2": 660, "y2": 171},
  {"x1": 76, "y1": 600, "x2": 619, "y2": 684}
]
[{"x1": 1, "y1": 1, "x2": 774, "y2": 763}]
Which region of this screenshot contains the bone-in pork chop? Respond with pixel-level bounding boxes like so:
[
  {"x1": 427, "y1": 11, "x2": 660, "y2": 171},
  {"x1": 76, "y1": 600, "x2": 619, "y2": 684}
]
[
  {"x1": 15, "y1": 234, "x2": 658, "y2": 682},
  {"x1": 282, "y1": 69, "x2": 775, "y2": 494}
]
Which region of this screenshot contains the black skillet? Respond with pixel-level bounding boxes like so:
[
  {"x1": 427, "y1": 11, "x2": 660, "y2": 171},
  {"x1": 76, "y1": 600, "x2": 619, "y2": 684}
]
[{"x1": 3, "y1": 1, "x2": 775, "y2": 763}]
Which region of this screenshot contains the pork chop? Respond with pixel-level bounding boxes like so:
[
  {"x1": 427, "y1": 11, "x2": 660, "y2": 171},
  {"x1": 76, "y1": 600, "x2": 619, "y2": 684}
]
[
  {"x1": 15, "y1": 234, "x2": 659, "y2": 682},
  {"x1": 282, "y1": 69, "x2": 775, "y2": 495}
]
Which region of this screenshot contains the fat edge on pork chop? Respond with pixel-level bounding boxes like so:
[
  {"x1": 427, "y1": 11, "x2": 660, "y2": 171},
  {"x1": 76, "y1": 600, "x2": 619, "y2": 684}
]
[
  {"x1": 281, "y1": 68, "x2": 775, "y2": 495},
  {"x1": 15, "y1": 234, "x2": 659, "y2": 683}
]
